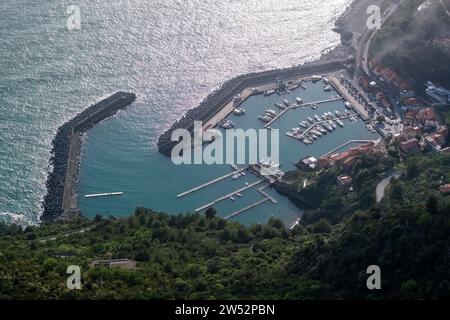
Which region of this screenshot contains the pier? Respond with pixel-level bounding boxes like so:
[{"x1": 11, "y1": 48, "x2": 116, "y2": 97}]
[
  {"x1": 264, "y1": 97, "x2": 344, "y2": 128},
  {"x1": 194, "y1": 179, "x2": 264, "y2": 212},
  {"x1": 177, "y1": 167, "x2": 248, "y2": 198},
  {"x1": 224, "y1": 198, "x2": 271, "y2": 220}
]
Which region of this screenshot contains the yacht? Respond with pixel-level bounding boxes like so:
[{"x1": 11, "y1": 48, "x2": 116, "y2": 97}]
[
  {"x1": 299, "y1": 121, "x2": 309, "y2": 128},
  {"x1": 231, "y1": 164, "x2": 239, "y2": 171},
  {"x1": 258, "y1": 115, "x2": 272, "y2": 123},
  {"x1": 311, "y1": 130, "x2": 322, "y2": 137},
  {"x1": 233, "y1": 108, "x2": 246, "y2": 116},
  {"x1": 219, "y1": 119, "x2": 235, "y2": 129},
  {"x1": 311, "y1": 104, "x2": 318, "y2": 110},
  {"x1": 317, "y1": 126, "x2": 328, "y2": 134},
  {"x1": 323, "y1": 123, "x2": 333, "y2": 132},
  {"x1": 336, "y1": 119, "x2": 344, "y2": 127},
  {"x1": 275, "y1": 102, "x2": 286, "y2": 110},
  {"x1": 308, "y1": 116, "x2": 315, "y2": 124},
  {"x1": 266, "y1": 109, "x2": 277, "y2": 116},
  {"x1": 314, "y1": 115, "x2": 321, "y2": 122},
  {"x1": 283, "y1": 99, "x2": 290, "y2": 107},
  {"x1": 296, "y1": 97, "x2": 303, "y2": 104},
  {"x1": 324, "y1": 85, "x2": 332, "y2": 92},
  {"x1": 328, "y1": 120, "x2": 336, "y2": 129},
  {"x1": 264, "y1": 90, "x2": 276, "y2": 96},
  {"x1": 335, "y1": 110, "x2": 342, "y2": 117}
]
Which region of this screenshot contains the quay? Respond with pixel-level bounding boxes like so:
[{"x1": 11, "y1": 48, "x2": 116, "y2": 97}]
[
  {"x1": 329, "y1": 74, "x2": 370, "y2": 121},
  {"x1": 177, "y1": 167, "x2": 248, "y2": 198},
  {"x1": 321, "y1": 139, "x2": 379, "y2": 158}
]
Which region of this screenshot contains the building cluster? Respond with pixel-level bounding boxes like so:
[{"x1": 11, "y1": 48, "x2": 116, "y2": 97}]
[
  {"x1": 299, "y1": 141, "x2": 382, "y2": 172},
  {"x1": 425, "y1": 81, "x2": 450, "y2": 106},
  {"x1": 397, "y1": 126, "x2": 448, "y2": 155}
]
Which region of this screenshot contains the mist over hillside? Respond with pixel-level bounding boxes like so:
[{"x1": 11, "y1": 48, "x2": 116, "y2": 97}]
[{"x1": 371, "y1": 0, "x2": 450, "y2": 91}]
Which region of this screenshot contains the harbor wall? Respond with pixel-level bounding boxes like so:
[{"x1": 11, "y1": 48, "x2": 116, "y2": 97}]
[
  {"x1": 41, "y1": 92, "x2": 136, "y2": 223},
  {"x1": 157, "y1": 57, "x2": 353, "y2": 156}
]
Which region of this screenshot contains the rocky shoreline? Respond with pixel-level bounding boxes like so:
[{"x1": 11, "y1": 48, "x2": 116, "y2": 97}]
[{"x1": 41, "y1": 92, "x2": 136, "y2": 223}]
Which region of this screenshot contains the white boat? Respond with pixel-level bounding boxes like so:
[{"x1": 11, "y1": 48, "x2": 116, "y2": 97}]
[
  {"x1": 324, "y1": 85, "x2": 332, "y2": 92},
  {"x1": 236, "y1": 193, "x2": 243, "y2": 197},
  {"x1": 299, "y1": 121, "x2": 308, "y2": 128},
  {"x1": 233, "y1": 108, "x2": 246, "y2": 116},
  {"x1": 336, "y1": 120, "x2": 344, "y2": 127},
  {"x1": 328, "y1": 120, "x2": 336, "y2": 129},
  {"x1": 296, "y1": 97, "x2": 303, "y2": 104},
  {"x1": 283, "y1": 99, "x2": 290, "y2": 107},
  {"x1": 275, "y1": 103, "x2": 286, "y2": 110},
  {"x1": 258, "y1": 115, "x2": 272, "y2": 123},
  {"x1": 311, "y1": 104, "x2": 318, "y2": 110},
  {"x1": 308, "y1": 117, "x2": 315, "y2": 123},
  {"x1": 335, "y1": 110, "x2": 342, "y2": 117},
  {"x1": 311, "y1": 75, "x2": 322, "y2": 83},
  {"x1": 314, "y1": 115, "x2": 321, "y2": 122},
  {"x1": 229, "y1": 195, "x2": 235, "y2": 201},
  {"x1": 317, "y1": 127, "x2": 327, "y2": 134},
  {"x1": 264, "y1": 90, "x2": 275, "y2": 96},
  {"x1": 231, "y1": 164, "x2": 239, "y2": 171},
  {"x1": 311, "y1": 130, "x2": 322, "y2": 137},
  {"x1": 323, "y1": 123, "x2": 333, "y2": 132},
  {"x1": 219, "y1": 120, "x2": 235, "y2": 129},
  {"x1": 266, "y1": 109, "x2": 277, "y2": 116}
]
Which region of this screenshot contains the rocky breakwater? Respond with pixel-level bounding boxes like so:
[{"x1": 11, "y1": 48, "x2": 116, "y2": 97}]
[{"x1": 41, "y1": 92, "x2": 136, "y2": 223}]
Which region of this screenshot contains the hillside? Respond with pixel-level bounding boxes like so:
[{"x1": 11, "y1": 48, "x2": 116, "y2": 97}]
[
  {"x1": 370, "y1": 0, "x2": 450, "y2": 92},
  {"x1": 1, "y1": 153, "x2": 449, "y2": 299}
]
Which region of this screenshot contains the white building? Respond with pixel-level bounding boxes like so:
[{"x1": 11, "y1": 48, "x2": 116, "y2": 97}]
[{"x1": 425, "y1": 81, "x2": 450, "y2": 105}]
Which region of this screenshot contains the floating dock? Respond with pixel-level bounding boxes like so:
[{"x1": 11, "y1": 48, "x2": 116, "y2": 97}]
[
  {"x1": 177, "y1": 167, "x2": 248, "y2": 198},
  {"x1": 84, "y1": 192, "x2": 124, "y2": 199},
  {"x1": 194, "y1": 179, "x2": 264, "y2": 212},
  {"x1": 264, "y1": 97, "x2": 344, "y2": 128}
]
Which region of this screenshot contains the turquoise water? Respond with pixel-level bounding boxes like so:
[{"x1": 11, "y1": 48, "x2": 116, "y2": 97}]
[
  {"x1": 0, "y1": 0, "x2": 353, "y2": 224},
  {"x1": 78, "y1": 81, "x2": 377, "y2": 227}
]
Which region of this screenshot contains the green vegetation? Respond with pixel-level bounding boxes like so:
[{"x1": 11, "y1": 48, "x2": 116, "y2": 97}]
[
  {"x1": 1, "y1": 153, "x2": 449, "y2": 299},
  {"x1": 370, "y1": 0, "x2": 450, "y2": 92}
]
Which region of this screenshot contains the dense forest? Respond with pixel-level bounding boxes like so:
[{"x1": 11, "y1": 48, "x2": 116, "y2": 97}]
[
  {"x1": 370, "y1": 0, "x2": 450, "y2": 92},
  {"x1": 1, "y1": 152, "x2": 449, "y2": 299}
]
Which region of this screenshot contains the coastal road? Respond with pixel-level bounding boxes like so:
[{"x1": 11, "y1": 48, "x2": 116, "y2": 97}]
[{"x1": 355, "y1": 0, "x2": 403, "y2": 79}]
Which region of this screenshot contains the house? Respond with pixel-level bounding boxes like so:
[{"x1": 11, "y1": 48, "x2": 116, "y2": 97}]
[
  {"x1": 439, "y1": 184, "x2": 450, "y2": 195},
  {"x1": 90, "y1": 259, "x2": 137, "y2": 270},
  {"x1": 404, "y1": 111, "x2": 419, "y2": 126},
  {"x1": 399, "y1": 138, "x2": 421, "y2": 155},
  {"x1": 417, "y1": 107, "x2": 440, "y2": 129},
  {"x1": 424, "y1": 127, "x2": 448, "y2": 152},
  {"x1": 403, "y1": 126, "x2": 422, "y2": 139},
  {"x1": 337, "y1": 175, "x2": 353, "y2": 191}
]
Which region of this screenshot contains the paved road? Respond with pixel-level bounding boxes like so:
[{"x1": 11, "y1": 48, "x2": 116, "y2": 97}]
[
  {"x1": 376, "y1": 171, "x2": 401, "y2": 202},
  {"x1": 355, "y1": 1, "x2": 403, "y2": 80}
]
